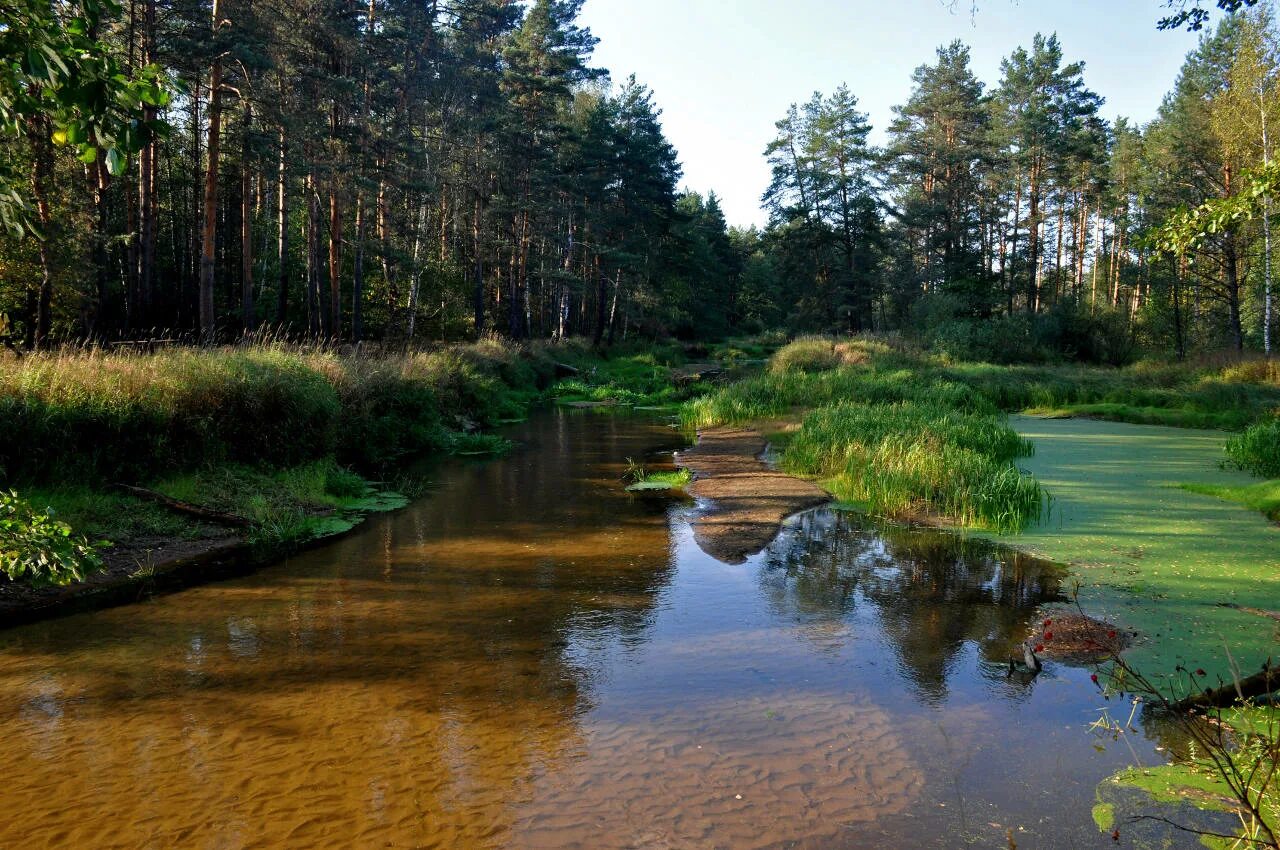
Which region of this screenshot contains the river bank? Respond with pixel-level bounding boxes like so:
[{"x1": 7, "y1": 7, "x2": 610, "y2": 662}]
[{"x1": 0, "y1": 338, "x2": 716, "y2": 622}]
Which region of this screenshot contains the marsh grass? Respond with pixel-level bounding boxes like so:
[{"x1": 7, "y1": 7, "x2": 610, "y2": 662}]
[
  {"x1": 683, "y1": 338, "x2": 1280, "y2": 532},
  {"x1": 783, "y1": 402, "x2": 1044, "y2": 532},
  {"x1": 623, "y1": 458, "x2": 692, "y2": 492},
  {"x1": 548, "y1": 342, "x2": 690, "y2": 406},
  {"x1": 154, "y1": 458, "x2": 404, "y2": 545},
  {"x1": 1226, "y1": 419, "x2": 1280, "y2": 478}
]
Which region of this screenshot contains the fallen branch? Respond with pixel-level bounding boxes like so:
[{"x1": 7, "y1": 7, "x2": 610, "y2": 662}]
[
  {"x1": 1172, "y1": 663, "x2": 1277, "y2": 711},
  {"x1": 114, "y1": 484, "x2": 253, "y2": 527}
]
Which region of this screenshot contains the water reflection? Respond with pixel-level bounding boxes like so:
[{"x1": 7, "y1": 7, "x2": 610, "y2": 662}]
[{"x1": 759, "y1": 509, "x2": 1066, "y2": 703}]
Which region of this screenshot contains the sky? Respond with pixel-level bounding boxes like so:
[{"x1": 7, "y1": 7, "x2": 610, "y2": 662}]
[{"x1": 577, "y1": 0, "x2": 1213, "y2": 228}]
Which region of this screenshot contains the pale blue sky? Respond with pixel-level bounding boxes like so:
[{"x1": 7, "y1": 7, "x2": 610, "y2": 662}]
[{"x1": 578, "y1": 0, "x2": 1214, "y2": 227}]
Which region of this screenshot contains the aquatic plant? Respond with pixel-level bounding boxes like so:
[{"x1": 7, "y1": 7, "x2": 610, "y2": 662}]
[
  {"x1": 1090, "y1": 656, "x2": 1279, "y2": 848},
  {"x1": 1226, "y1": 419, "x2": 1280, "y2": 478},
  {"x1": 782, "y1": 402, "x2": 1044, "y2": 532}
]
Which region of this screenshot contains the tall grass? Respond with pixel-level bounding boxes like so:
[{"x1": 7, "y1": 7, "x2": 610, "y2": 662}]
[
  {"x1": 1226, "y1": 419, "x2": 1280, "y2": 478},
  {"x1": 0, "y1": 338, "x2": 560, "y2": 485},
  {"x1": 784, "y1": 402, "x2": 1044, "y2": 532}
]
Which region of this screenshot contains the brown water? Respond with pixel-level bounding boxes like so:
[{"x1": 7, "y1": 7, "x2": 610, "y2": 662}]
[{"x1": 0, "y1": 411, "x2": 1198, "y2": 849}]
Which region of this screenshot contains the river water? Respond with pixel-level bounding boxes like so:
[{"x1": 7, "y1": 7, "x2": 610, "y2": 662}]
[{"x1": 0, "y1": 410, "x2": 1192, "y2": 848}]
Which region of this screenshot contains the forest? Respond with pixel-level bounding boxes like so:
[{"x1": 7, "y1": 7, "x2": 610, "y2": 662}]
[
  {"x1": 1, "y1": 1, "x2": 1279, "y2": 848},
  {"x1": 0, "y1": 0, "x2": 1277, "y2": 359}
]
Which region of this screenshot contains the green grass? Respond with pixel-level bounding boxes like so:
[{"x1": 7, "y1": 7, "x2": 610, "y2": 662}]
[
  {"x1": 23, "y1": 457, "x2": 409, "y2": 554},
  {"x1": 24, "y1": 485, "x2": 198, "y2": 541},
  {"x1": 681, "y1": 340, "x2": 1038, "y2": 532},
  {"x1": 782, "y1": 401, "x2": 1043, "y2": 532},
  {"x1": 446, "y1": 432, "x2": 515, "y2": 456},
  {"x1": 1179, "y1": 479, "x2": 1280, "y2": 522},
  {"x1": 1226, "y1": 419, "x2": 1280, "y2": 478},
  {"x1": 548, "y1": 342, "x2": 691, "y2": 407},
  {"x1": 152, "y1": 459, "x2": 407, "y2": 545},
  {"x1": 626, "y1": 468, "x2": 693, "y2": 491}
]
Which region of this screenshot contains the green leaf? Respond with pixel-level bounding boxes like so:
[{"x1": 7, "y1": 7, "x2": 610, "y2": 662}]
[{"x1": 104, "y1": 147, "x2": 125, "y2": 176}]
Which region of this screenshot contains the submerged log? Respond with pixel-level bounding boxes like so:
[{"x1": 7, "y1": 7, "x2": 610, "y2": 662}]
[
  {"x1": 1172, "y1": 664, "x2": 1277, "y2": 711},
  {"x1": 114, "y1": 484, "x2": 254, "y2": 527}
]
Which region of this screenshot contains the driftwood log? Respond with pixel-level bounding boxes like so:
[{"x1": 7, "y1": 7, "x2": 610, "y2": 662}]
[
  {"x1": 1172, "y1": 663, "x2": 1277, "y2": 711},
  {"x1": 115, "y1": 484, "x2": 253, "y2": 527}
]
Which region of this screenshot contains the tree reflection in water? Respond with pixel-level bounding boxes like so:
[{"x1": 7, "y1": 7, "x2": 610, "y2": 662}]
[{"x1": 757, "y1": 508, "x2": 1068, "y2": 703}]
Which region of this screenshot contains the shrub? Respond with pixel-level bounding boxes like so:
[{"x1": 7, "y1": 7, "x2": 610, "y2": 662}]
[{"x1": 0, "y1": 490, "x2": 105, "y2": 586}]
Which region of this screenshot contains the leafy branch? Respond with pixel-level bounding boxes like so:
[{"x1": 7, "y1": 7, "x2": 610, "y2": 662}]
[
  {"x1": 0, "y1": 490, "x2": 108, "y2": 586},
  {"x1": 1148, "y1": 159, "x2": 1280, "y2": 256}
]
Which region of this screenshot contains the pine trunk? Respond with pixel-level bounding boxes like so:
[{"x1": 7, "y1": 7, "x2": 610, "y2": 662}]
[{"x1": 198, "y1": 0, "x2": 223, "y2": 343}]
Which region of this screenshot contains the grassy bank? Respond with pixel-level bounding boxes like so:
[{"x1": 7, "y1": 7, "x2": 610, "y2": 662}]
[
  {"x1": 0, "y1": 338, "x2": 566, "y2": 485},
  {"x1": 682, "y1": 336, "x2": 1280, "y2": 529},
  {"x1": 1, "y1": 337, "x2": 702, "y2": 590}
]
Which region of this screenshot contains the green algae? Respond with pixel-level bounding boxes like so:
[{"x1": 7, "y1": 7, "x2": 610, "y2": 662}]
[
  {"x1": 980, "y1": 416, "x2": 1280, "y2": 682},
  {"x1": 1097, "y1": 708, "x2": 1279, "y2": 847}
]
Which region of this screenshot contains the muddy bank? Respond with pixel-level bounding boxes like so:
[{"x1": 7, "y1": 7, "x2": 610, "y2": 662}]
[
  {"x1": 0, "y1": 502, "x2": 404, "y2": 629},
  {"x1": 676, "y1": 427, "x2": 830, "y2": 564},
  {"x1": 0, "y1": 534, "x2": 251, "y2": 628}
]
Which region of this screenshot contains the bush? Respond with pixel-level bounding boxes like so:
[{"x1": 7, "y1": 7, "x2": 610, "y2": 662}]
[
  {"x1": 0, "y1": 490, "x2": 105, "y2": 586},
  {"x1": 1226, "y1": 419, "x2": 1280, "y2": 478}
]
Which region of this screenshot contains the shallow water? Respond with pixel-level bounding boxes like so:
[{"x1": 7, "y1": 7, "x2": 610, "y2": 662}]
[{"x1": 0, "y1": 410, "x2": 1196, "y2": 848}]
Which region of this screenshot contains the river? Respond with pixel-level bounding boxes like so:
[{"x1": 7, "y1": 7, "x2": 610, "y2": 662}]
[{"x1": 0, "y1": 410, "x2": 1197, "y2": 848}]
